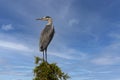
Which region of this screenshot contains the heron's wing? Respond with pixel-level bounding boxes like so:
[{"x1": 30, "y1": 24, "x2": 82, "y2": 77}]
[{"x1": 40, "y1": 25, "x2": 55, "y2": 51}]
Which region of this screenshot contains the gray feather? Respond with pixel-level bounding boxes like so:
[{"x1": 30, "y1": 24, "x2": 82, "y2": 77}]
[{"x1": 39, "y1": 24, "x2": 55, "y2": 51}]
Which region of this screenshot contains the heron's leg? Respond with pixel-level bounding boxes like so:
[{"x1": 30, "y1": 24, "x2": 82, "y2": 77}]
[
  {"x1": 45, "y1": 48, "x2": 47, "y2": 62},
  {"x1": 43, "y1": 51, "x2": 44, "y2": 62}
]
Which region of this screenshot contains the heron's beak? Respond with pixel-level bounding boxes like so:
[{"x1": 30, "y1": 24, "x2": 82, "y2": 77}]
[{"x1": 36, "y1": 18, "x2": 42, "y2": 20}]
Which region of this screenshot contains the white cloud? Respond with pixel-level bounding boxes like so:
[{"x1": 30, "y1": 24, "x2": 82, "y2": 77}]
[
  {"x1": 0, "y1": 70, "x2": 32, "y2": 76},
  {"x1": 91, "y1": 55, "x2": 120, "y2": 65},
  {"x1": 7, "y1": 65, "x2": 33, "y2": 70},
  {"x1": 0, "y1": 40, "x2": 33, "y2": 52},
  {"x1": 113, "y1": 78, "x2": 120, "y2": 80},
  {"x1": 1, "y1": 24, "x2": 14, "y2": 31},
  {"x1": 68, "y1": 19, "x2": 79, "y2": 26},
  {"x1": 49, "y1": 48, "x2": 87, "y2": 60},
  {"x1": 97, "y1": 71, "x2": 112, "y2": 74},
  {"x1": 111, "y1": 33, "x2": 120, "y2": 39},
  {"x1": 55, "y1": 0, "x2": 73, "y2": 20},
  {"x1": 49, "y1": 52, "x2": 75, "y2": 60},
  {"x1": 0, "y1": 58, "x2": 7, "y2": 64},
  {"x1": 91, "y1": 33, "x2": 120, "y2": 65}
]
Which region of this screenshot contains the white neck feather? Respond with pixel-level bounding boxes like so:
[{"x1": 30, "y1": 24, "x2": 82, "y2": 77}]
[
  {"x1": 47, "y1": 19, "x2": 52, "y2": 25},
  {"x1": 47, "y1": 21, "x2": 52, "y2": 25}
]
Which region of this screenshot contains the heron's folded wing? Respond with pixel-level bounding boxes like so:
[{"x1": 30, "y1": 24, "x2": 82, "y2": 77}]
[{"x1": 40, "y1": 25, "x2": 55, "y2": 50}]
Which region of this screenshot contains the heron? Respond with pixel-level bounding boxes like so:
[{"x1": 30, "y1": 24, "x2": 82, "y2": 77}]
[{"x1": 36, "y1": 16, "x2": 55, "y2": 62}]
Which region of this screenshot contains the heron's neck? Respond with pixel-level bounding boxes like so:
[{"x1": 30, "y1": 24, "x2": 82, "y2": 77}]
[{"x1": 47, "y1": 19, "x2": 53, "y2": 25}]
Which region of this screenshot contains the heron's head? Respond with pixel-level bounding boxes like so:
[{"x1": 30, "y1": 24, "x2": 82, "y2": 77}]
[{"x1": 36, "y1": 16, "x2": 52, "y2": 21}]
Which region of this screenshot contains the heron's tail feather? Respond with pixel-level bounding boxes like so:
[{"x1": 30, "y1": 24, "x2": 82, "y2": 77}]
[
  {"x1": 40, "y1": 49, "x2": 44, "y2": 52},
  {"x1": 40, "y1": 46, "x2": 44, "y2": 52}
]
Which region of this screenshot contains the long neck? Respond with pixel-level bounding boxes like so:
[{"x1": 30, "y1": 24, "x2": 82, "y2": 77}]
[{"x1": 47, "y1": 19, "x2": 53, "y2": 25}]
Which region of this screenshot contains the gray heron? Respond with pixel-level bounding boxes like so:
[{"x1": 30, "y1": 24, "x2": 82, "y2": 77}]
[{"x1": 36, "y1": 16, "x2": 55, "y2": 62}]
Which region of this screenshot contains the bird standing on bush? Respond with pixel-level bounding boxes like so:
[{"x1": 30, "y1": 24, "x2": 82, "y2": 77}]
[{"x1": 36, "y1": 16, "x2": 55, "y2": 62}]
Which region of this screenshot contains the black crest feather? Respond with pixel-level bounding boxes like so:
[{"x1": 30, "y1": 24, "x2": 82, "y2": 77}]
[{"x1": 45, "y1": 16, "x2": 51, "y2": 18}]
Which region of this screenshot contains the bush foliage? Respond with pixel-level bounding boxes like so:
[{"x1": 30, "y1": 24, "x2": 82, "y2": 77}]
[{"x1": 33, "y1": 56, "x2": 70, "y2": 80}]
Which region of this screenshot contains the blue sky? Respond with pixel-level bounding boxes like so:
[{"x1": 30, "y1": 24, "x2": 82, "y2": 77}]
[{"x1": 0, "y1": 0, "x2": 120, "y2": 80}]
